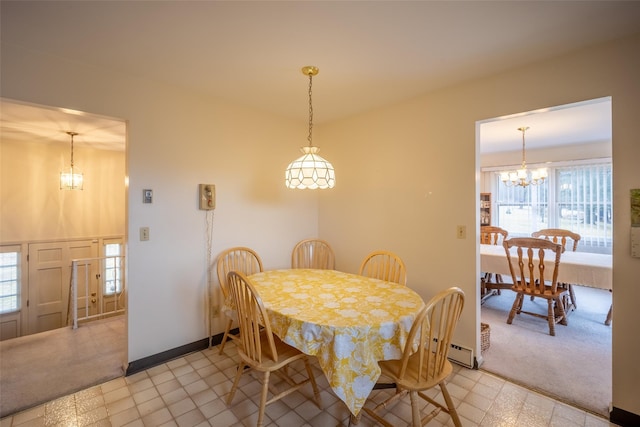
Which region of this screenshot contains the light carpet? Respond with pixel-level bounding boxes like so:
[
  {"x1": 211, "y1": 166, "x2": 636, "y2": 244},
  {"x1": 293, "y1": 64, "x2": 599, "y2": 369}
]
[
  {"x1": 0, "y1": 316, "x2": 125, "y2": 417},
  {"x1": 480, "y1": 285, "x2": 612, "y2": 417}
]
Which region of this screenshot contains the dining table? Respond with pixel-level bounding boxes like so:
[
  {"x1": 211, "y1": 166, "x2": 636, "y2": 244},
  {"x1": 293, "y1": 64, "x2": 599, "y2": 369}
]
[
  {"x1": 480, "y1": 243, "x2": 613, "y2": 324},
  {"x1": 248, "y1": 268, "x2": 425, "y2": 417}
]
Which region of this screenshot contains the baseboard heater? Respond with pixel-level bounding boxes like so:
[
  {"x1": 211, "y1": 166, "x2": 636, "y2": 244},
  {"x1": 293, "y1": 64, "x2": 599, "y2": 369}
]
[
  {"x1": 433, "y1": 338, "x2": 474, "y2": 369},
  {"x1": 448, "y1": 343, "x2": 474, "y2": 368}
]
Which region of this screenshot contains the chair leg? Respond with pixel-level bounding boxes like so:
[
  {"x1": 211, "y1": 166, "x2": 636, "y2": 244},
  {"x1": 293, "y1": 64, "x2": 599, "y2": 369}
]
[
  {"x1": 547, "y1": 299, "x2": 556, "y2": 336},
  {"x1": 226, "y1": 360, "x2": 245, "y2": 405},
  {"x1": 256, "y1": 371, "x2": 270, "y2": 427},
  {"x1": 507, "y1": 294, "x2": 521, "y2": 324},
  {"x1": 556, "y1": 296, "x2": 568, "y2": 326},
  {"x1": 568, "y1": 284, "x2": 577, "y2": 309},
  {"x1": 605, "y1": 303, "x2": 612, "y2": 326},
  {"x1": 219, "y1": 318, "x2": 234, "y2": 355},
  {"x1": 409, "y1": 391, "x2": 421, "y2": 427},
  {"x1": 440, "y1": 382, "x2": 462, "y2": 427},
  {"x1": 303, "y1": 358, "x2": 322, "y2": 408}
]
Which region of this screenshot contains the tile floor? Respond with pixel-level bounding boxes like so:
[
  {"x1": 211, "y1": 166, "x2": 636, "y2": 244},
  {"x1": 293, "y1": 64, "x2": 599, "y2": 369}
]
[{"x1": 0, "y1": 340, "x2": 619, "y2": 427}]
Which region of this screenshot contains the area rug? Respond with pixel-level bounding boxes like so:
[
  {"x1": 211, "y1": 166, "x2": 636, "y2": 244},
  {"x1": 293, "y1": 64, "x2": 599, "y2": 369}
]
[
  {"x1": 0, "y1": 316, "x2": 125, "y2": 417},
  {"x1": 480, "y1": 286, "x2": 612, "y2": 417}
]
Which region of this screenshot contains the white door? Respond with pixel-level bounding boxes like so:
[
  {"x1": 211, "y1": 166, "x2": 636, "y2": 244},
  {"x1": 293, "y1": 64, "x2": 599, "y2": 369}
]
[{"x1": 27, "y1": 240, "x2": 97, "y2": 334}]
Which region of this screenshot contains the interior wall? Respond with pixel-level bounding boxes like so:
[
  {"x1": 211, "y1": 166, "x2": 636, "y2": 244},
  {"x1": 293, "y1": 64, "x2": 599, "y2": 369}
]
[
  {"x1": 319, "y1": 33, "x2": 640, "y2": 417},
  {"x1": 0, "y1": 43, "x2": 321, "y2": 362},
  {"x1": 0, "y1": 138, "x2": 125, "y2": 242}
]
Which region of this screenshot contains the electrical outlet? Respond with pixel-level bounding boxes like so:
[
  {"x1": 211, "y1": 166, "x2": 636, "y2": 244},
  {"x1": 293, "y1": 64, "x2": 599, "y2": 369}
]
[{"x1": 456, "y1": 225, "x2": 466, "y2": 239}]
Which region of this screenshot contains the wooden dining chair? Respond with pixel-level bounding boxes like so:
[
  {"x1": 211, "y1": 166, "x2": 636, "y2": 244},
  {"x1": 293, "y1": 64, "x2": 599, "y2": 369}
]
[
  {"x1": 215, "y1": 246, "x2": 264, "y2": 354},
  {"x1": 531, "y1": 228, "x2": 581, "y2": 310},
  {"x1": 359, "y1": 250, "x2": 407, "y2": 285},
  {"x1": 504, "y1": 237, "x2": 568, "y2": 336},
  {"x1": 363, "y1": 287, "x2": 465, "y2": 427},
  {"x1": 225, "y1": 271, "x2": 322, "y2": 427},
  {"x1": 291, "y1": 238, "x2": 335, "y2": 269},
  {"x1": 480, "y1": 226, "x2": 510, "y2": 301}
]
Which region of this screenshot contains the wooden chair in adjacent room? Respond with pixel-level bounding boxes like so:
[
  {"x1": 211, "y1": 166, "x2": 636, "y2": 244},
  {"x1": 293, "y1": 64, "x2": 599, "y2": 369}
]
[
  {"x1": 531, "y1": 228, "x2": 581, "y2": 311},
  {"x1": 480, "y1": 226, "x2": 510, "y2": 301},
  {"x1": 359, "y1": 250, "x2": 407, "y2": 285},
  {"x1": 225, "y1": 271, "x2": 322, "y2": 427},
  {"x1": 504, "y1": 237, "x2": 568, "y2": 336},
  {"x1": 215, "y1": 246, "x2": 264, "y2": 354},
  {"x1": 291, "y1": 238, "x2": 335, "y2": 269},
  {"x1": 363, "y1": 287, "x2": 465, "y2": 427}
]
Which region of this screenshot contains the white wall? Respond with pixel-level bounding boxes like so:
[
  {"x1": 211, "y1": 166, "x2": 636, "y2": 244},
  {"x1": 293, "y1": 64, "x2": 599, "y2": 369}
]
[
  {"x1": 319, "y1": 34, "x2": 640, "y2": 417},
  {"x1": 2, "y1": 33, "x2": 639, "y2": 418}
]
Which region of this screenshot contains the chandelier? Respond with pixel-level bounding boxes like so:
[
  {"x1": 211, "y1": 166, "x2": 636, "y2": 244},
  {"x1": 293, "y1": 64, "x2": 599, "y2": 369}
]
[
  {"x1": 499, "y1": 126, "x2": 547, "y2": 187},
  {"x1": 60, "y1": 131, "x2": 84, "y2": 190},
  {"x1": 285, "y1": 66, "x2": 335, "y2": 189}
]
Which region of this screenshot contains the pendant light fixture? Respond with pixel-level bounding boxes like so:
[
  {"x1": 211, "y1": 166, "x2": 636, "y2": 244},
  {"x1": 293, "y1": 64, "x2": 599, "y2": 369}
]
[
  {"x1": 60, "y1": 131, "x2": 84, "y2": 190},
  {"x1": 499, "y1": 126, "x2": 547, "y2": 187},
  {"x1": 285, "y1": 66, "x2": 335, "y2": 189}
]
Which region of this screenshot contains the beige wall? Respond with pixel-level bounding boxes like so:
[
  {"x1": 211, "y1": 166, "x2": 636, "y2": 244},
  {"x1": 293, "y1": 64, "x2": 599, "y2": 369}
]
[
  {"x1": 1, "y1": 33, "x2": 639, "y2": 418},
  {"x1": 1, "y1": 138, "x2": 126, "y2": 242},
  {"x1": 320, "y1": 34, "x2": 640, "y2": 416}
]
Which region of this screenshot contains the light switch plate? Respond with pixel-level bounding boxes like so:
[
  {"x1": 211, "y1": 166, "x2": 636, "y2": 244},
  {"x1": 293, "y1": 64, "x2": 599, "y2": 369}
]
[{"x1": 140, "y1": 227, "x2": 149, "y2": 241}]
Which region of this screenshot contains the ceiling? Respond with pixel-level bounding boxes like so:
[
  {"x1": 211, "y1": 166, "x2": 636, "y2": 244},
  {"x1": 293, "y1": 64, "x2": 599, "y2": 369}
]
[{"x1": 2, "y1": 1, "x2": 636, "y2": 152}]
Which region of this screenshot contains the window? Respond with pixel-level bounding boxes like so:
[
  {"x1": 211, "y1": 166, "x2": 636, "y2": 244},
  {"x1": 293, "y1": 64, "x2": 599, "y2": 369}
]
[
  {"x1": 494, "y1": 161, "x2": 612, "y2": 253},
  {"x1": 0, "y1": 246, "x2": 20, "y2": 314},
  {"x1": 495, "y1": 180, "x2": 549, "y2": 236},
  {"x1": 556, "y1": 164, "x2": 612, "y2": 251},
  {"x1": 104, "y1": 243, "x2": 123, "y2": 295}
]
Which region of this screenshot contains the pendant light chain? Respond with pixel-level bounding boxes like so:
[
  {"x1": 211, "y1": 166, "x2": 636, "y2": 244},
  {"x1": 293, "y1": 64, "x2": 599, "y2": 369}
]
[
  {"x1": 307, "y1": 72, "x2": 313, "y2": 147},
  {"x1": 70, "y1": 132, "x2": 75, "y2": 169},
  {"x1": 520, "y1": 126, "x2": 528, "y2": 168}
]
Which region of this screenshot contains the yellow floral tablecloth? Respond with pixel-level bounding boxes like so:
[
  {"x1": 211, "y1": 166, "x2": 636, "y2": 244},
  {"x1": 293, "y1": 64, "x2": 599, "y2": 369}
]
[{"x1": 249, "y1": 269, "x2": 425, "y2": 416}]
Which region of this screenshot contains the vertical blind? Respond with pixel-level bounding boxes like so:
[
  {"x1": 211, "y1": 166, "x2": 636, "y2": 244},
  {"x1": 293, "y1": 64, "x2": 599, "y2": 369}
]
[{"x1": 495, "y1": 162, "x2": 612, "y2": 253}]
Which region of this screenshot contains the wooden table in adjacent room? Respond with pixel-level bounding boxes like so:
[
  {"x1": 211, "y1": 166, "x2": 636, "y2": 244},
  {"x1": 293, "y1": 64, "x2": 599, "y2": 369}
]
[
  {"x1": 480, "y1": 243, "x2": 613, "y2": 324},
  {"x1": 248, "y1": 268, "x2": 425, "y2": 417}
]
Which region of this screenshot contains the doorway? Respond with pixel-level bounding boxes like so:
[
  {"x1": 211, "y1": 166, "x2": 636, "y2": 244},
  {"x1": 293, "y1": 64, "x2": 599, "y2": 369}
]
[
  {"x1": 0, "y1": 98, "x2": 127, "y2": 415},
  {"x1": 476, "y1": 97, "x2": 613, "y2": 417}
]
